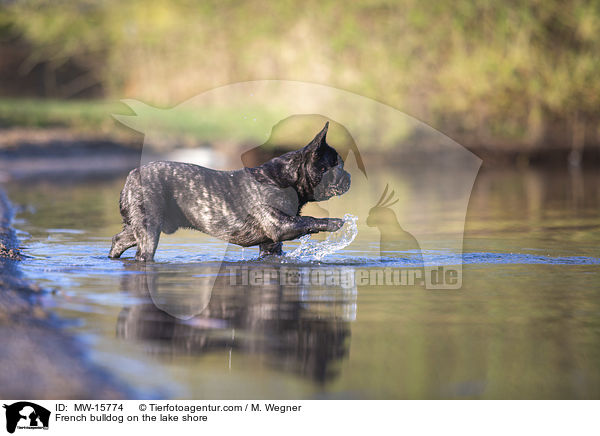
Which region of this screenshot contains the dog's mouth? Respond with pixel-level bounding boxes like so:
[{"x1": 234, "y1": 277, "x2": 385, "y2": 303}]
[
  {"x1": 341, "y1": 173, "x2": 351, "y2": 192},
  {"x1": 332, "y1": 174, "x2": 351, "y2": 196},
  {"x1": 333, "y1": 186, "x2": 348, "y2": 196},
  {"x1": 314, "y1": 169, "x2": 351, "y2": 200}
]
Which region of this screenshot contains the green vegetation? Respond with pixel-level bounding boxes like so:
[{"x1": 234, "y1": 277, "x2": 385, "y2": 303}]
[
  {"x1": 0, "y1": 98, "x2": 124, "y2": 130},
  {"x1": 1, "y1": 0, "x2": 600, "y2": 151}
]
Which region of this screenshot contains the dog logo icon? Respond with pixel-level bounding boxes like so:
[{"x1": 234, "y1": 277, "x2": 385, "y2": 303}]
[{"x1": 3, "y1": 402, "x2": 50, "y2": 434}]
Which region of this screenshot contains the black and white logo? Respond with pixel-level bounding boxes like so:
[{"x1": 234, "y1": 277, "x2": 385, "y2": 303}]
[{"x1": 3, "y1": 402, "x2": 50, "y2": 434}]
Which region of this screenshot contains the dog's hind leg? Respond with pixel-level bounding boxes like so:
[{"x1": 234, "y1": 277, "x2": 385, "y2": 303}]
[
  {"x1": 109, "y1": 226, "x2": 137, "y2": 258},
  {"x1": 134, "y1": 224, "x2": 161, "y2": 262}
]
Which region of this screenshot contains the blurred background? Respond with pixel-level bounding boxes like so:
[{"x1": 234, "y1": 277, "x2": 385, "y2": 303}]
[
  {"x1": 1, "y1": 0, "x2": 599, "y2": 166},
  {"x1": 1, "y1": 0, "x2": 600, "y2": 400}
]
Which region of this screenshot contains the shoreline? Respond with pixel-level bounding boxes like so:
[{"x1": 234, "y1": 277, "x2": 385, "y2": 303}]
[
  {"x1": 0, "y1": 128, "x2": 142, "y2": 181},
  {"x1": 0, "y1": 189, "x2": 133, "y2": 399},
  {"x1": 1, "y1": 127, "x2": 599, "y2": 182}
]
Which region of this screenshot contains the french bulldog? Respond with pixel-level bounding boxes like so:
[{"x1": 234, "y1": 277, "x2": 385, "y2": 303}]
[{"x1": 109, "y1": 122, "x2": 351, "y2": 261}]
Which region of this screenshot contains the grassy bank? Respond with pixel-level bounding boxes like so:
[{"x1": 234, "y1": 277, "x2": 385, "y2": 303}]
[
  {"x1": 1, "y1": 97, "x2": 600, "y2": 168},
  {"x1": 0, "y1": 98, "x2": 125, "y2": 131}
]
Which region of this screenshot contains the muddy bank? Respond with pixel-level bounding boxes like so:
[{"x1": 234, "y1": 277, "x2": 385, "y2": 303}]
[
  {"x1": 0, "y1": 189, "x2": 132, "y2": 399},
  {"x1": 0, "y1": 128, "x2": 142, "y2": 180}
]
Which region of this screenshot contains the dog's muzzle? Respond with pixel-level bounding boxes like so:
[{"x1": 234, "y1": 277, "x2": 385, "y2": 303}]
[{"x1": 314, "y1": 167, "x2": 351, "y2": 200}]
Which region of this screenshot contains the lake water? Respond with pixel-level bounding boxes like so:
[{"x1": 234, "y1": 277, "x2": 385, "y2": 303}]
[{"x1": 5, "y1": 166, "x2": 600, "y2": 399}]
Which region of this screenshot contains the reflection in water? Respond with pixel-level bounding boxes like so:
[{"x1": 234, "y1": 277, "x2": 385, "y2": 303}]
[
  {"x1": 5, "y1": 167, "x2": 600, "y2": 398},
  {"x1": 116, "y1": 262, "x2": 356, "y2": 383}
]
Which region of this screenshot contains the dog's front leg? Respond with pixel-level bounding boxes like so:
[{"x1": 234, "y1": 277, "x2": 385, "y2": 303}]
[
  {"x1": 259, "y1": 241, "x2": 283, "y2": 257},
  {"x1": 264, "y1": 208, "x2": 344, "y2": 243}
]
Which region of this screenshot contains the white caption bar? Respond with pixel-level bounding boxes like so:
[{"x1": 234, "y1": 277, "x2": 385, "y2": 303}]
[{"x1": 1, "y1": 400, "x2": 597, "y2": 436}]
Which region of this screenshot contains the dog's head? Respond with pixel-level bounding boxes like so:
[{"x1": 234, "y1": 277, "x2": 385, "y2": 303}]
[
  {"x1": 251, "y1": 122, "x2": 351, "y2": 205},
  {"x1": 299, "y1": 122, "x2": 351, "y2": 202}
]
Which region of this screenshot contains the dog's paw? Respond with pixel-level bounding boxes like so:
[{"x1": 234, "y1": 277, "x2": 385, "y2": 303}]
[{"x1": 326, "y1": 218, "x2": 345, "y2": 232}]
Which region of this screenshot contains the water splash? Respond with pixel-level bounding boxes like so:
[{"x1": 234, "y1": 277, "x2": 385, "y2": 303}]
[{"x1": 287, "y1": 214, "x2": 358, "y2": 261}]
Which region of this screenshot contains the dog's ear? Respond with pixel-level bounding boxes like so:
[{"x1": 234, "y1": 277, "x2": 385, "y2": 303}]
[{"x1": 305, "y1": 122, "x2": 329, "y2": 152}]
